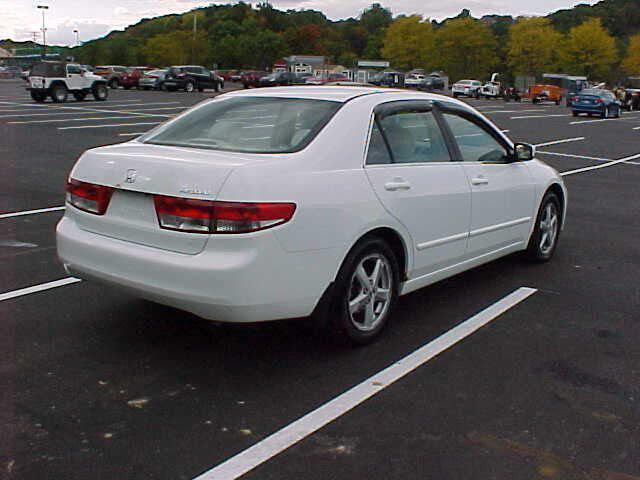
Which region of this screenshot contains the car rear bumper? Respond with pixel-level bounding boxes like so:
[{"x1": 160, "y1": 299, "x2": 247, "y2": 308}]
[
  {"x1": 56, "y1": 215, "x2": 339, "y2": 323},
  {"x1": 572, "y1": 105, "x2": 604, "y2": 113}
]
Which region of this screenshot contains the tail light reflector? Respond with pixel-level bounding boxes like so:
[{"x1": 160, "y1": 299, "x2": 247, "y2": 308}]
[
  {"x1": 66, "y1": 179, "x2": 114, "y2": 215},
  {"x1": 153, "y1": 195, "x2": 296, "y2": 234},
  {"x1": 594, "y1": 98, "x2": 603, "y2": 104}
]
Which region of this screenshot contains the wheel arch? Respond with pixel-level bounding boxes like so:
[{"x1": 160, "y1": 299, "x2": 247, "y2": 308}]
[
  {"x1": 346, "y1": 227, "x2": 409, "y2": 282},
  {"x1": 546, "y1": 182, "x2": 566, "y2": 221}
]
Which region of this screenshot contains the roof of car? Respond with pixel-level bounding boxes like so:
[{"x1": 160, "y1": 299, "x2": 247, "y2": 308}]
[{"x1": 221, "y1": 86, "x2": 458, "y2": 103}]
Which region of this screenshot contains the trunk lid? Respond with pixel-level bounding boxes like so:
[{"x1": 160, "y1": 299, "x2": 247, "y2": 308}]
[{"x1": 68, "y1": 142, "x2": 268, "y2": 254}]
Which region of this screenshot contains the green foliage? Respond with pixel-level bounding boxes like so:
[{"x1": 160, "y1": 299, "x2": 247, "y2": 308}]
[
  {"x1": 558, "y1": 19, "x2": 618, "y2": 79},
  {"x1": 507, "y1": 17, "x2": 562, "y2": 77},
  {"x1": 621, "y1": 33, "x2": 640, "y2": 75},
  {"x1": 435, "y1": 18, "x2": 497, "y2": 81},
  {"x1": 381, "y1": 16, "x2": 435, "y2": 70}
]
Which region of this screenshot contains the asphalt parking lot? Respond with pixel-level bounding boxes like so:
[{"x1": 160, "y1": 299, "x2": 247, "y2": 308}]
[{"x1": 2, "y1": 79, "x2": 639, "y2": 480}]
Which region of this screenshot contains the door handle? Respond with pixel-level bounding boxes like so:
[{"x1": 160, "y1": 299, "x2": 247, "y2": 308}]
[
  {"x1": 384, "y1": 179, "x2": 411, "y2": 191},
  {"x1": 471, "y1": 176, "x2": 489, "y2": 186}
]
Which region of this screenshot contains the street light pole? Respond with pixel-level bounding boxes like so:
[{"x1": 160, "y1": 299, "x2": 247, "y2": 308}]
[
  {"x1": 192, "y1": 12, "x2": 197, "y2": 64},
  {"x1": 37, "y1": 5, "x2": 49, "y2": 58},
  {"x1": 73, "y1": 29, "x2": 79, "y2": 47}
]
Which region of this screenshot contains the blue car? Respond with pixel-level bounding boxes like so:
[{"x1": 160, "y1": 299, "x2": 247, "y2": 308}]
[{"x1": 571, "y1": 89, "x2": 622, "y2": 118}]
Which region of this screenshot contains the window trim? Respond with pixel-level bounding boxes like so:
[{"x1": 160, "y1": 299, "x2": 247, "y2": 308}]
[
  {"x1": 363, "y1": 100, "x2": 457, "y2": 167},
  {"x1": 434, "y1": 101, "x2": 515, "y2": 164}
]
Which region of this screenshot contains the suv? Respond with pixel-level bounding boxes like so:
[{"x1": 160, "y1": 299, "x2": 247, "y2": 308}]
[
  {"x1": 258, "y1": 71, "x2": 300, "y2": 87},
  {"x1": 94, "y1": 65, "x2": 129, "y2": 89},
  {"x1": 163, "y1": 66, "x2": 224, "y2": 92},
  {"x1": 27, "y1": 61, "x2": 108, "y2": 103}
]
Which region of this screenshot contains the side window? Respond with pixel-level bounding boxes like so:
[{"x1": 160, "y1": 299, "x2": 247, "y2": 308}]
[
  {"x1": 377, "y1": 110, "x2": 450, "y2": 164},
  {"x1": 66, "y1": 64, "x2": 81, "y2": 75},
  {"x1": 366, "y1": 122, "x2": 392, "y2": 165},
  {"x1": 443, "y1": 113, "x2": 509, "y2": 163}
]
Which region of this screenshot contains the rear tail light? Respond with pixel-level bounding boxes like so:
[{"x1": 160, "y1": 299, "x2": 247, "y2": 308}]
[
  {"x1": 595, "y1": 98, "x2": 603, "y2": 104},
  {"x1": 66, "y1": 179, "x2": 114, "y2": 215},
  {"x1": 572, "y1": 96, "x2": 579, "y2": 102},
  {"x1": 153, "y1": 195, "x2": 296, "y2": 234}
]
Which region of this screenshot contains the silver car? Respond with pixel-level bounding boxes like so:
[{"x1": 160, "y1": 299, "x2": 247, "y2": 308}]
[{"x1": 138, "y1": 69, "x2": 167, "y2": 90}]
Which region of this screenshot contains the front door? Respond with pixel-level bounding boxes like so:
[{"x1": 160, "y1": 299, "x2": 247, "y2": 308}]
[
  {"x1": 65, "y1": 64, "x2": 84, "y2": 90},
  {"x1": 364, "y1": 101, "x2": 471, "y2": 279},
  {"x1": 439, "y1": 109, "x2": 535, "y2": 257}
]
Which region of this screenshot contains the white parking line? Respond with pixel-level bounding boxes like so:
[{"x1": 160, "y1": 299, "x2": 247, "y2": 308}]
[
  {"x1": 536, "y1": 151, "x2": 611, "y2": 162},
  {"x1": 484, "y1": 109, "x2": 546, "y2": 115},
  {"x1": 117, "y1": 132, "x2": 147, "y2": 136},
  {"x1": 534, "y1": 137, "x2": 585, "y2": 148},
  {"x1": 560, "y1": 153, "x2": 640, "y2": 176},
  {"x1": 0, "y1": 100, "x2": 174, "y2": 118},
  {"x1": 9, "y1": 115, "x2": 173, "y2": 124},
  {"x1": 0, "y1": 277, "x2": 81, "y2": 302},
  {"x1": 634, "y1": 126, "x2": 640, "y2": 130},
  {"x1": 192, "y1": 287, "x2": 538, "y2": 480},
  {"x1": 59, "y1": 121, "x2": 163, "y2": 130},
  {"x1": 511, "y1": 114, "x2": 570, "y2": 120},
  {"x1": 0, "y1": 206, "x2": 65, "y2": 219},
  {"x1": 0, "y1": 102, "x2": 184, "y2": 117}
]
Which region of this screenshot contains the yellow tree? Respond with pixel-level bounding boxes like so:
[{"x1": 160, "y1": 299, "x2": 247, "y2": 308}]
[
  {"x1": 621, "y1": 33, "x2": 640, "y2": 76},
  {"x1": 507, "y1": 17, "x2": 562, "y2": 77},
  {"x1": 436, "y1": 18, "x2": 497, "y2": 81},
  {"x1": 381, "y1": 15, "x2": 435, "y2": 70},
  {"x1": 558, "y1": 19, "x2": 617, "y2": 79}
]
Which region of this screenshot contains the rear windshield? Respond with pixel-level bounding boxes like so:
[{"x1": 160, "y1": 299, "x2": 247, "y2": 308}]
[
  {"x1": 142, "y1": 97, "x2": 342, "y2": 153},
  {"x1": 31, "y1": 63, "x2": 64, "y2": 77},
  {"x1": 580, "y1": 89, "x2": 604, "y2": 96}
]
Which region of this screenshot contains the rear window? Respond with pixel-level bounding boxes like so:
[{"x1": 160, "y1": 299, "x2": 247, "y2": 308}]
[{"x1": 142, "y1": 97, "x2": 342, "y2": 154}]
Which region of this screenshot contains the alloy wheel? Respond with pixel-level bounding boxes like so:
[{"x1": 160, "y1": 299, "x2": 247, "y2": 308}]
[
  {"x1": 539, "y1": 202, "x2": 559, "y2": 256},
  {"x1": 348, "y1": 253, "x2": 393, "y2": 332}
]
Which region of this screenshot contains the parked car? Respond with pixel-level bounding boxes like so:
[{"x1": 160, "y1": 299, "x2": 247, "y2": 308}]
[
  {"x1": 405, "y1": 73, "x2": 444, "y2": 91},
  {"x1": 571, "y1": 88, "x2": 622, "y2": 118},
  {"x1": 94, "y1": 65, "x2": 129, "y2": 89},
  {"x1": 118, "y1": 68, "x2": 147, "y2": 90},
  {"x1": 0, "y1": 65, "x2": 23, "y2": 79},
  {"x1": 57, "y1": 87, "x2": 566, "y2": 345},
  {"x1": 479, "y1": 73, "x2": 502, "y2": 99},
  {"x1": 522, "y1": 84, "x2": 564, "y2": 104},
  {"x1": 240, "y1": 70, "x2": 268, "y2": 89},
  {"x1": 503, "y1": 86, "x2": 522, "y2": 102},
  {"x1": 305, "y1": 73, "x2": 349, "y2": 85},
  {"x1": 452, "y1": 80, "x2": 482, "y2": 98},
  {"x1": 618, "y1": 87, "x2": 640, "y2": 111},
  {"x1": 163, "y1": 66, "x2": 224, "y2": 92},
  {"x1": 26, "y1": 61, "x2": 108, "y2": 102},
  {"x1": 230, "y1": 71, "x2": 243, "y2": 82},
  {"x1": 138, "y1": 69, "x2": 168, "y2": 90},
  {"x1": 369, "y1": 71, "x2": 405, "y2": 88},
  {"x1": 259, "y1": 71, "x2": 300, "y2": 87}
]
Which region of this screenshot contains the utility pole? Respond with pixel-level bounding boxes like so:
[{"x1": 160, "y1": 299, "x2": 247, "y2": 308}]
[
  {"x1": 192, "y1": 12, "x2": 197, "y2": 64},
  {"x1": 73, "y1": 29, "x2": 79, "y2": 47},
  {"x1": 37, "y1": 5, "x2": 49, "y2": 58}
]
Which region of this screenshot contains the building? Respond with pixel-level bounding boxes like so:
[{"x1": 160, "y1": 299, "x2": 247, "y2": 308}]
[
  {"x1": 352, "y1": 60, "x2": 390, "y2": 83},
  {"x1": 281, "y1": 55, "x2": 326, "y2": 74}
]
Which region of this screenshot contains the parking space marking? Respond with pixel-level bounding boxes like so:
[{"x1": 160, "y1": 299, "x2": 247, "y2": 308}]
[
  {"x1": 9, "y1": 114, "x2": 174, "y2": 124},
  {"x1": 634, "y1": 126, "x2": 640, "y2": 130},
  {"x1": 560, "y1": 153, "x2": 640, "y2": 176},
  {"x1": 0, "y1": 102, "x2": 184, "y2": 117},
  {"x1": 484, "y1": 109, "x2": 546, "y2": 115},
  {"x1": 59, "y1": 121, "x2": 163, "y2": 130},
  {"x1": 118, "y1": 132, "x2": 147, "y2": 136},
  {"x1": 0, "y1": 100, "x2": 175, "y2": 118},
  {"x1": 192, "y1": 287, "x2": 538, "y2": 480},
  {"x1": 537, "y1": 151, "x2": 611, "y2": 162},
  {"x1": 511, "y1": 114, "x2": 570, "y2": 120},
  {"x1": 0, "y1": 206, "x2": 65, "y2": 219},
  {"x1": 534, "y1": 137, "x2": 585, "y2": 147},
  {"x1": 0, "y1": 277, "x2": 81, "y2": 302}
]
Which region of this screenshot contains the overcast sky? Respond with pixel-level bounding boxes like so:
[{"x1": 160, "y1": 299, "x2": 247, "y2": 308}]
[{"x1": 4, "y1": 0, "x2": 598, "y2": 46}]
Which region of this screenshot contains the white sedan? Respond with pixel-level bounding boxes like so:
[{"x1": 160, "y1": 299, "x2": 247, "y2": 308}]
[{"x1": 57, "y1": 87, "x2": 566, "y2": 344}]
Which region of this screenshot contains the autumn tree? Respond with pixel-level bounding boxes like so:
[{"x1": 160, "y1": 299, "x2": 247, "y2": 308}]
[
  {"x1": 507, "y1": 17, "x2": 562, "y2": 77},
  {"x1": 436, "y1": 18, "x2": 497, "y2": 80},
  {"x1": 381, "y1": 15, "x2": 435, "y2": 70},
  {"x1": 558, "y1": 18, "x2": 617, "y2": 79},
  {"x1": 621, "y1": 33, "x2": 640, "y2": 76}
]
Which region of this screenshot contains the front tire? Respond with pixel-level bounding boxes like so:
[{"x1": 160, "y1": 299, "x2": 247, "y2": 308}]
[
  {"x1": 50, "y1": 84, "x2": 68, "y2": 103},
  {"x1": 328, "y1": 237, "x2": 400, "y2": 345},
  {"x1": 526, "y1": 192, "x2": 561, "y2": 262}
]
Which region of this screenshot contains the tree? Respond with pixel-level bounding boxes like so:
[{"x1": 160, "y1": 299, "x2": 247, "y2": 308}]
[
  {"x1": 381, "y1": 15, "x2": 435, "y2": 70},
  {"x1": 621, "y1": 33, "x2": 640, "y2": 76},
  {"x1": 558, "y1": 18, "x2": 617, "y2": 79},
  {"x1": 507, "y1": 17, "x2": 562, "y2": 77},
  {"x1": 359, "y1": 3, "x2": 393, "y2": 33},
  {"x1": 436, "y1": 18, "x2": 497, "y2": 81}
]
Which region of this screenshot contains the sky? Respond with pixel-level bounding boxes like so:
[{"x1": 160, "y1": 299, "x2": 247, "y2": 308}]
[{"x1": 3, "y1": 0, "x2": 598, "y2": 46}]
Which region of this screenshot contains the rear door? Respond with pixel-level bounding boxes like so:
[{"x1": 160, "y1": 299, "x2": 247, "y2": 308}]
[
  {"x1": 438, "y1": 105, "x2": 535, "y2": 257},
  {"x1": 364, "y1": 101, "x2": 471, "y2": 278}
]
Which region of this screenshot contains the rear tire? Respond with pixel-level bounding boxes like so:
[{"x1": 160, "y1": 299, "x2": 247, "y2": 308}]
[
  {"x1": 30, "y1": 90, "x2": 46, "y2": 102},
  {"x1": 328, "y1": 237, "x2": 400, "y2": 345},
  {"x1": 525, "y1": 192, "x2": 561, "y2": 262},
  {"x1": 601, "y1": 107, "x2": 609, "y2": 119},
  {"x1": 92, "y1": 83, "x2": 108, "y2": 101},
  {"x1": 50, "y1": 84, "x2": 68, "y2": 103}
]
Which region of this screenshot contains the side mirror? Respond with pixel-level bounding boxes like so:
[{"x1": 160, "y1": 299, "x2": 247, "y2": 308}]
[{"x1": 514, "y1": 142, "x2": 535, "y2": 161}]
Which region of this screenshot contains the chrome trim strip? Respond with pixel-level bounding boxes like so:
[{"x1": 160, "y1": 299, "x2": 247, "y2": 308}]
[
  {"x1": 469, "y1": 216, "x2": 531, "y2": 238},
  {"x1": 416, "y1": 231, "x2": 468, "y2": 251}
]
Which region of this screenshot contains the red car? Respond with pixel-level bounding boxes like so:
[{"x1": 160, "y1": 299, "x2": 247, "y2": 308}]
[
  {"x1": 241, "y1": 70, "x2": 268, "y2": 89},
  {"x1": 118, "y1": 67, "x2": 152, "y2": 90}
]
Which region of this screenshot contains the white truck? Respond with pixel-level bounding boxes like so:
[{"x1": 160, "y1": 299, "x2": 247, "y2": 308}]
[
  {"x1": 480, "y1": 73, "x2": 502, "y2": 99},
  {"x1": 27, "y1": 61, "x2": 109, "y2": 103}
]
